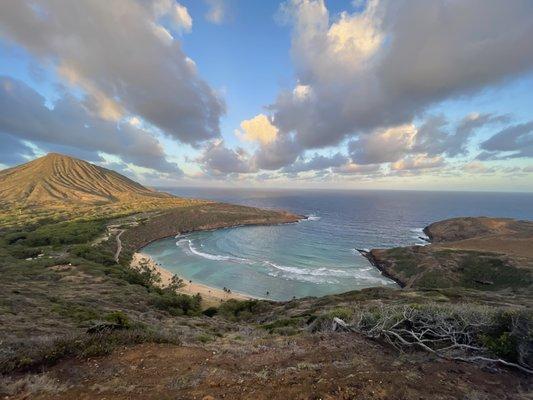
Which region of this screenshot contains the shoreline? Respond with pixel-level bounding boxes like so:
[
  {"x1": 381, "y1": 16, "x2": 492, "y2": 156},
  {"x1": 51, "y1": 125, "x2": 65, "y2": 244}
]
[
  {"x1": 126, "y1": 216, "x2": 306, "y2": 257},
  {"x1": 130, "y1": 252, "x2": 253, "y2": 307},
  {"x1": 123, "y1": 211, "x2": 306, "y2": 306},
  {"x1": 356, "y1": 249, "x2": 406, "y2": 288}
]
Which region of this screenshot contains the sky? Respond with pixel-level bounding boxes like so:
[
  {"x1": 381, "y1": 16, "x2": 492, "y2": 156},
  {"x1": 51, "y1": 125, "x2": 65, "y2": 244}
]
[{"x1": 0, "y1": 0, "x2": 532, "y2": 192}]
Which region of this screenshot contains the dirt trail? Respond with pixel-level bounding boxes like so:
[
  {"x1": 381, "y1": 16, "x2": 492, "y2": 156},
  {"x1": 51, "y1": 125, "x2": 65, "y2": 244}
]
[{"x1": 113, "y1": 229, "x2": 125, "y2": 262}]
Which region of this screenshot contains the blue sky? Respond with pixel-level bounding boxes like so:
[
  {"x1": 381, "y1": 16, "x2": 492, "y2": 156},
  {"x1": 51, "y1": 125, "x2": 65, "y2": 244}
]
[{"x1": 0, "y1": 0, "x2": 532, "y2": 191}]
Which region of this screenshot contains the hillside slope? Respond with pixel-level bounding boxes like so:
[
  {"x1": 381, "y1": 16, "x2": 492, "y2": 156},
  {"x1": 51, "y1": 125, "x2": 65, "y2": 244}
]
[{"x1": 0, "y1": 153, "x2": 171, "y2": 205}]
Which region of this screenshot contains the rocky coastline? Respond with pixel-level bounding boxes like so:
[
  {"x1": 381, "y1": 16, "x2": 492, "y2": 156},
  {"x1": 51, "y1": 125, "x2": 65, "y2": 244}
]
[{"x1": 357, "y1": 217, "x2": 533, "y2": 292}]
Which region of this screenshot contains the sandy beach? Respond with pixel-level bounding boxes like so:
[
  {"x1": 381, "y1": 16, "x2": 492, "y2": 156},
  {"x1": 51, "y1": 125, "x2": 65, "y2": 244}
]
[{"x1": 130, "y1": 252, "x2": 250, "y2": 307}]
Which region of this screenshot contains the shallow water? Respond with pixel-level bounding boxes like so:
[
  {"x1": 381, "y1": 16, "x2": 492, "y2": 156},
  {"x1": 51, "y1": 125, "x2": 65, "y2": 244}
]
[{"x1": 142, "y1": 189, "x2": 533, "y2": 300}]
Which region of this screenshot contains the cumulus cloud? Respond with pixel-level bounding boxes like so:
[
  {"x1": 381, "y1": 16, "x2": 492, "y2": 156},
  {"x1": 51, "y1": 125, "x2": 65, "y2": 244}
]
[
  {"x1": 198, "y1": 140, "x2": 255, "y2": 176},
  {"x1": 237, "y1": 114, "x2": 278, "y2": 144},
  {"x1": 269, "y1": 0, "x2": 533, "y2": 154},
  {"x1": 0, "y1": 77, "x2": 182, "y2": 174},
  {"x1": 391, "y1": 155, "x2": 445, "y2": 171},
  {"x1": 0, "y1": 0, "x2": 224, "y2": 145},
  {"x1": 349, "y1": 124, "x2": 416, "y2": 164},
  {"x1": 251, "y1": 136, "x2": 301, "y2": 170}
]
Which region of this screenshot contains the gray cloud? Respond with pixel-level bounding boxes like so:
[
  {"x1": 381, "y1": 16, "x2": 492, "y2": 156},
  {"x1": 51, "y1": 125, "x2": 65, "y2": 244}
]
[
  {"x1": 0, "y1": 0, "x2": 224, "y2": 145},
  {"x1": 479, "y1": 121, "x2": 533, "y2": 159},
  {"x1": 0, "y1": 132, "x2": 36, "y2": 166},
  {"x1": 198, "y1": 141, "x2": 255, "y2": 176},
  {"x1": 270, "y1": 0, "x2": 533, "y2": 154},
  {"x1": 332, "y1": 163, "x2": 382, "y2": 175},
  {"x1": 251, "y1": 137, "x2": 301, "y2": 170},
  {"x1": 348, "y1": 124, "x2": 415, "y2": 165},
  {"x1": 413, "y1": 113, "x2": 509, "y2": 157},
  {"x1": 0, "y1": 77, "x2": 182, "y2": 174},
  {"x1": 281, "y1": 152, "x2": 348, "y2": 173}
]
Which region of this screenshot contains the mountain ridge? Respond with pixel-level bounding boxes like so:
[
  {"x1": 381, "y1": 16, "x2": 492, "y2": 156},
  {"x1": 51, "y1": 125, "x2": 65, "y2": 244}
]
[{"x1": 0, "y1": 153, "x2": 172, "y2": 205}]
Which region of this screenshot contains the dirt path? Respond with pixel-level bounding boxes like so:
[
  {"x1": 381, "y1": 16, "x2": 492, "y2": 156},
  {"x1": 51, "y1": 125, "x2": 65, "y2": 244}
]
[
  {"x1": 5, "y1": 335, "x2": 530, "y2": 400},
  {"x1": 113, "y1": 229, "x2": 125, "y2": 262}
]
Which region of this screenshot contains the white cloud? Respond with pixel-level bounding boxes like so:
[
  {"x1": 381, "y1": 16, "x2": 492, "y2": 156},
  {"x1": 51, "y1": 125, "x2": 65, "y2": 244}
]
[
  {"x1": 391, "y1": 155, "x2": 445, "y2": 171},
  {"x1": 237, "y1": 114, "x2": 278, "y2": 145},
  {"x1": 205, "y1": 0, "x2": 226, "y2": 24},
  {"x1": 270, "y1": 0, "x2": 533, "y2": 153},
  {"x1": 153, "y1": 0, "x2": 192, "y2": 33},
  {"x1": 349, "y1": 124, "x2": 417, "y2": 164},
  {"x1": 0, "y1": 0, "x2": 223, "y2": 145}
]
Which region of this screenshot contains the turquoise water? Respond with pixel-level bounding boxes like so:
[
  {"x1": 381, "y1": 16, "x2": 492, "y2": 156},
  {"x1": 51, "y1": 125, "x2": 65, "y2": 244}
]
[{"x1": 142, "y1": 189, "x2": 533, "y2": 301}]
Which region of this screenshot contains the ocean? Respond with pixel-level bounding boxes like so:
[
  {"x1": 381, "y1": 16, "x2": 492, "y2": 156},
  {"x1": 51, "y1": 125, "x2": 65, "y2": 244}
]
[{"x1": 142, "y1": 188, "x2": 533, "y2": 301}]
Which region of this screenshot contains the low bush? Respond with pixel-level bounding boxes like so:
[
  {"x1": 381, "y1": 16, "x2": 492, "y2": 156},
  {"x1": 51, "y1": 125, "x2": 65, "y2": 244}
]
[
  {"x1": 202, "y1": 307, "x2": 218, "y2": 317},
  {"x1": 22, "y1": 220, "x2": 105, "y2": 247},
  {"x1": 262, "y1": 318, "x2": 302, "y2": 334},
  {"x1": 0, "y1": 328, "x2": 180, "y2": 374},
  {"x1": 50, "y1": 301, "x2": 101, "y2": 323},
  {"x1": 104, "y1": 311, "x2": 132, "y2": 329},
  {"x1": 71, "y1": 244, "x2": 115, "y2": 266},
  {"x1": 152, "y1": 292, "x2": 202, "y2": 316},
  {"x1": 219, "y1": 299, "x2": 271, "y2": 321}
]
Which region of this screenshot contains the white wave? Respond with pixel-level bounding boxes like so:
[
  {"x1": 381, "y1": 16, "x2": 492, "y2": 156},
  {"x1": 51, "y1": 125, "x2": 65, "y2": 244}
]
[
  {"x1": 175, "y1": 238, "x2": 390, "y2": 285},
  {"x1": 263, "y1": 260, "x2": 381, "y2": 281},
  {"x1": 305, "y1": 213, "x2": 321, "y2": 221},
  {"x1": 410, "y1": 227, "x2": 430, "y2": 245},
  {"x1": 351, "y1": 248, "x2": 369, "y2": 255},
  {"x1": 176, "y1": 239, "x2": 251, "y2": 263},
  {"x1": 266, "y1": 270, "x2": 338, "y2": 284}
]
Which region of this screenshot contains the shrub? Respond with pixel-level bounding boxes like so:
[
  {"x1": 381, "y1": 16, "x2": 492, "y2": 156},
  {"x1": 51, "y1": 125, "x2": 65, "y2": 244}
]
[
  {"x1": 152, "y1": 292, "x2": 202, "y2": 316},
  {"x1": 104, "y1": 311, "x2": 131, "y2": 329},
  {"x1": 50, "y1": 302, "x2": 100, "y2": 323},
  {"x1": 196, "y1": 334, "x2": 214, "y2": 343},
  {"x1": 0, "y1": 329, "x2": 180, "y2": 374},
  {"x1": 326, "y1": 307, "x2": 353, "y2": 321},
  {"x1": 23, "y1": 220, "x2": 105, "y2": 247},
  {"x1": 219, "y1": 299, "x2": 271, "y2": 321},
  {"x1": 8, "y1": 245, "x2": 41, "y2": 260},
  {"x1": 71, "y1": 244, "x2": 115, "y2": 266},
  {"x1": 202, "y1": 307, "x2": 218, "y2": 317},
  {"x1": 262, "y1": 318, "x2": 302, "y2": 334}
]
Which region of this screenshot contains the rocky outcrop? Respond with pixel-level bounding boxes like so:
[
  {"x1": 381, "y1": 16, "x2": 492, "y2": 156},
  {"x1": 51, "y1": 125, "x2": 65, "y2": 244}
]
[{"x1": 423, "y1": 217, "x2": 533, "y2": 243}]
